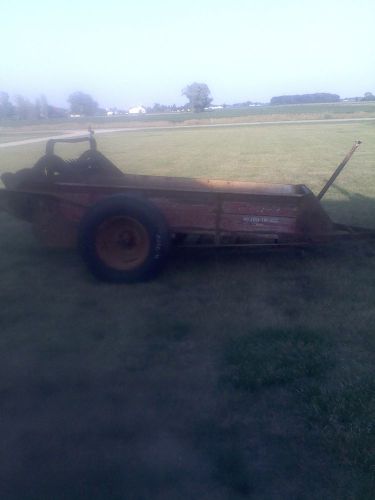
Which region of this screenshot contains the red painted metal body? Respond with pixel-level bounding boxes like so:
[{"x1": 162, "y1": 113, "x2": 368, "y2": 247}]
[
  {"x1": 0, "y1": 138, "x2": 372, "y2": 250},
  {"x1": 0, "y1": 175, "x2": 332, "y2": 248}
]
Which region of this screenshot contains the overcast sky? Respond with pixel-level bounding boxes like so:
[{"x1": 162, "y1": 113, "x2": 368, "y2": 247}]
[{"x1": 1, "y1": 0, "x2": 374, "y2": 109}]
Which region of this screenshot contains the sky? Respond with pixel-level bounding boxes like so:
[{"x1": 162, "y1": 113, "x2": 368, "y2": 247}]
[{"x1": 1, "y1": 0, "x2": 374, "y2": 109}]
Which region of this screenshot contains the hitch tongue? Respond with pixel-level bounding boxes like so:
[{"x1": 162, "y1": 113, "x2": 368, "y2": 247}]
[{"x1": 317, "y1": 140, "x2": 362, "y2": 200}]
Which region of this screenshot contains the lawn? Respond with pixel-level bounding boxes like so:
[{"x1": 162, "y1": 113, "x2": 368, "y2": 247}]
[{"x1": 0, "y1": 120, "x2": 374, "y2": 499}]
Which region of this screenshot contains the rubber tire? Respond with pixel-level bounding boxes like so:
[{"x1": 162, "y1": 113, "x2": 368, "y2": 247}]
[{"x1": 78, "y1": 195, "x2": 170, "y2": 283}]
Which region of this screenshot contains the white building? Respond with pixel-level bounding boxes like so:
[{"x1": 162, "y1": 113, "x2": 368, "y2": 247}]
[{"x1": 128, "y1": 106, "x2": 146, "y2": 114}]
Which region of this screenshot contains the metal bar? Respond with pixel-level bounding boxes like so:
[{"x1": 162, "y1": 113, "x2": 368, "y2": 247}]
[
  {"x1": 45, "y1": 131, "x2": 97, "y2": 155},
  {"x1": 214, "y1": 193, "x2": 222, "y2": 244},
  {"x1": 317, "y1": 141, "x2": 362, "y2": 200},
  {"x1": 54, "y1": 181, "x2": 307, "y2": 198},
  {"x1": 178, "y1": 241, "x2": 310, "y2": 249}
]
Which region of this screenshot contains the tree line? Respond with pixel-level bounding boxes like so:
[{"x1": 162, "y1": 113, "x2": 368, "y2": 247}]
[
  {"x1": 0, "y1": 91, "x2": 102, "y2": 120},
  {"x1": 1, "y1": 85, "x2": 374, "y2": 120},
  {"x1": 0, "y1": 83, "x2": 214, "y2": 120},
  {"x1": 270, "y1": 93, "x2": 340, "y2": 105},
  {"x1": 0, "y1": 92, "x2": 54, "y2": 120},
  {"x1": 270, "y1": 92, "x2": 375, "y2": 105}
]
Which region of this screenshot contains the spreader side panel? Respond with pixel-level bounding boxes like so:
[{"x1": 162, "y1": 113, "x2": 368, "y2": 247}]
[{"x1": 220, "y1": 198, "x2": 299, "y2": 235}]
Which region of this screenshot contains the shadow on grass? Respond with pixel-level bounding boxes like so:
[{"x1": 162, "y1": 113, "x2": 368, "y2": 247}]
[{"x1": 322, "y1": 188, "x2": 375, "y2": 229}]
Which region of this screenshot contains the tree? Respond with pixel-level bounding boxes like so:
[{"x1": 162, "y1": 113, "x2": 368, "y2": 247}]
[
  {"x1": 182, "y1": 82, "x2": 212, "y2": 112},
  {"x1": 0, "y1": 92, "x2": 14, "y2": 118},
  {"x1": 39, "y1": 94, "x2": 49, "y2": 118},
  {"x1": 362, "y1": 92, "x2": 375, "y2": 101},
  {"x1": 14, "y1": 95, "x2": 37, "y2": 120},
  {"x1": 67, "y1": 91, "x2": 98, "y2": 116}
]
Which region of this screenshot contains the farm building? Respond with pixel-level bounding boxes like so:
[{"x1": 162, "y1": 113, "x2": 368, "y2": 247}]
[{"x1": 128, "y1": 106, "x2": 146, "y2": 114}]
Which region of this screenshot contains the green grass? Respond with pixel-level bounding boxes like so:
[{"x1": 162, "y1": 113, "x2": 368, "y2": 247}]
[
  {"x1": 1, "y1": 120, "x2": 375, "y2": 498},
  {"x1": 304, "y1": 378, "x2": 375, "y2": 472},
  {"x1": 222, "y1": 328, "x2": 332, "y2": 391}
]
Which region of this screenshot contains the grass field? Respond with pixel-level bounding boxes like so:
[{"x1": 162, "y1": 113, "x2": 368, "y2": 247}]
[{"x1": 0, "y1": 119, "x2": 375, "y2": 499}]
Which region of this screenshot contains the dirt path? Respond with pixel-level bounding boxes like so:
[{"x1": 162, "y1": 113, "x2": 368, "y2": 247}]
[{"x1": 1, "y1": 116, "x2": 375, "y2": 149}]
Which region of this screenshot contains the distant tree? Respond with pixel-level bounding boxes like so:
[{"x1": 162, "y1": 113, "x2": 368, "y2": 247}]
[
  {"x1": 0, "y1": 92, "x2": 14, "y2": 118},
  {"x1": 68, "y1": 91, "x2": 98, "y2": 116},
  {"x1": 34, "y1": 98, "x2": 41, "y2": 118},
  {"x1": 151, "y1": 103, "x2": 164, "y2": 113},
  {"x1": 39, "y1": 94, "x2": 49, "y2": 118},
  {"x1": 148, "y1": 103, "x2": 180, "y2": 113},
  {"x1": 182, "y1": 82, "x2": 212, "y2": 112},
  {"x1": 14, "y1": 95, "x2": 37, "y2": 120},
  {"x1": 230, "y1": 100, "x2": 255, "y2": 108},
  {"x1": 362, "y1": 92, "x2": 375, "y2": 101}
]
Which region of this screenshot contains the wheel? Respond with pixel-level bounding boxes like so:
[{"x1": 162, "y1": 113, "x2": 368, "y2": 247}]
[{"x1": 78, "y1": 195, "x2": 170, "y2": 282}]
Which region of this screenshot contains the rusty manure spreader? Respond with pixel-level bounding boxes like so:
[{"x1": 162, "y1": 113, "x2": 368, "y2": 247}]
[{"x1": 0, "y1": 134, "x2": 373, "y2": 282}]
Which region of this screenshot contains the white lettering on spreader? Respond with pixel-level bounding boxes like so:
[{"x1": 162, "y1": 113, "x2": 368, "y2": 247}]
[{"x1": 242, "y1": 216, "x2": 280, "y2": 225}]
